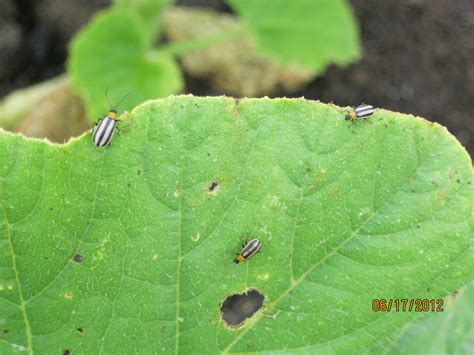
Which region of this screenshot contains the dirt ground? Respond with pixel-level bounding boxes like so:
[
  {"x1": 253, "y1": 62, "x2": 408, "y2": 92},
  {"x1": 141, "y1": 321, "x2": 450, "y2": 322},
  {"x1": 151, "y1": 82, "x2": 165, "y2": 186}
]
[{"x1": 0, "y1": 0, "x2": 473, "y2": 156}]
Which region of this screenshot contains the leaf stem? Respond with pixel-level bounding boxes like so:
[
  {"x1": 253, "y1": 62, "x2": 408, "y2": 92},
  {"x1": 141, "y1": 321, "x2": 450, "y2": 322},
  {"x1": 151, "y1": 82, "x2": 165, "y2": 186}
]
[{"x1": 152, "y1": 25, "x2": 248, "y2": 58}]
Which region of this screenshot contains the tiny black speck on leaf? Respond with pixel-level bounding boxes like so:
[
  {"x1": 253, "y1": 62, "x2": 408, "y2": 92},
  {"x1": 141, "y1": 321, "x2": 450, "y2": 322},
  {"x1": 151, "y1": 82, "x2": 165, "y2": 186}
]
[
  {"x1": 137, "y1": 170, "x2": 141, "y2": 175},
  {"x1": 208, "y1": 181, "x2": 219, "y2": 192},
  {"x1": 77, "y1": 327, "x2": 84, "y2": 334},
  {"x1": 73, "y1": 254, "x2": 84, "y2": 263}
]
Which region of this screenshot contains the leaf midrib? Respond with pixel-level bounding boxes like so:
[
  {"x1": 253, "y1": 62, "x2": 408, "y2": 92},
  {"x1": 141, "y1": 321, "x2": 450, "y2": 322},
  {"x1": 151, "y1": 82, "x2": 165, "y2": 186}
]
[{"x1": 1, "y1": 175, "x2": 33, "y2": 354}]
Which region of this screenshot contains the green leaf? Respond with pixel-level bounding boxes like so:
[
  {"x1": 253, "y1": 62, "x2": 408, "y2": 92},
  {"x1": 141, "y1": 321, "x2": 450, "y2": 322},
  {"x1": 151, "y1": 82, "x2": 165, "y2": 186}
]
[
  {"x1": 69, "y1": 9, "x2": 183, "y2": 121},
  {"x1": 114, "y1": 0, "x2": 172, "y2": 43},
  {"x1": 228, "y1": 0, "x2": 361, "y2": 72},
  {"x1": 389, "y1": 284, "x2": 474, "y2": 354},
  {"x1": 0, "y1": 97, "x2": 472, "y2": 353}
]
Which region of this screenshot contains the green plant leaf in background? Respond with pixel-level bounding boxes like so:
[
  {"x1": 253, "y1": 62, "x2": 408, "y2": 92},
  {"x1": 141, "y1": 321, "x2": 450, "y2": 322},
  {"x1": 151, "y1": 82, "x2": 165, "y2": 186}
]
[
  {"x1": 114, "y1": 0, "x2": 172, "y2": 43},
  {"x1": 228, "y1": 0, "x2": 361, "y2": 72},
  {"x1": 389, "y1": 284, "x2": 474, "y2": 354},
  {"x1": 0, "y1": 97, "x2": 472, "y2": 353},
  {"x1": 69, "y1": 10, "x2": 182, "y2": 121}
]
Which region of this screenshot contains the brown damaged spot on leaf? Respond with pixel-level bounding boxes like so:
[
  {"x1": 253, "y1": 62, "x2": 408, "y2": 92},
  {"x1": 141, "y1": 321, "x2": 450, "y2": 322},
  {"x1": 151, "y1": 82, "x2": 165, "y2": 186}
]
[
  {"x1": 1, "y1": 329, "x2": 9, "y2": 339},
  {"x1": 163, "y1": 7, "x2": 314, "y2": 97}
]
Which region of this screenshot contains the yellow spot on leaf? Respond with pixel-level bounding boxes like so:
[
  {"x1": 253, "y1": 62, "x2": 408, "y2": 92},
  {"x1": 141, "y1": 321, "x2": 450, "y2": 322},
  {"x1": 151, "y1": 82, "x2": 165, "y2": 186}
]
[{"x1": 257, "y1": 273, "x2": 270, "y2": 281}]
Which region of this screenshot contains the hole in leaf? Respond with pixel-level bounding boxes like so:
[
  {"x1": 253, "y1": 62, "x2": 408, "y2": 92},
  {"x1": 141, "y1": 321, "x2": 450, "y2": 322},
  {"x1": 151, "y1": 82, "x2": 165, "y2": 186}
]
[
  {"x1": 73, "y1": 254, "x2": 84, "y2": 263},
  {"x1": 63, "y1": 349, "x2": 71, "y2": 355},
  {"x1": 220, "y1": 289, "x2": 264, "y2": 327}
]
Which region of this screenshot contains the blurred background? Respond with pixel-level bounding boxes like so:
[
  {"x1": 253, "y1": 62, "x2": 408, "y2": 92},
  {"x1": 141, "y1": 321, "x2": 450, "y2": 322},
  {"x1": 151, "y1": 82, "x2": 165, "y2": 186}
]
[{"x1": 0, "y1": 0, "x2": 473, "y2": 156}]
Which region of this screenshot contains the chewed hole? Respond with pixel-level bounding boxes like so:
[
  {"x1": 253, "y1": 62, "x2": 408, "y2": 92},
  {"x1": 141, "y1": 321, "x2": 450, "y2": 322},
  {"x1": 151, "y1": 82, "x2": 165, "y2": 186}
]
[
  {"x1": 220, "y1": 289, "x2": 264, "y2": 327},
  {"x1": 73, "y1": 254, "x2": 84, "y2": 263},
  {"x1": 63, "y1": 349, "x2": 71, "y2": 355}
]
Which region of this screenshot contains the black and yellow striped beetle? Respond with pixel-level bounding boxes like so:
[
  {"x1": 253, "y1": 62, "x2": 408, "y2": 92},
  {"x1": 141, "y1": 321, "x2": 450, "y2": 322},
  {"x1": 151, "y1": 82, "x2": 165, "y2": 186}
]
[
  {"x1": 344, "y1": 103, "x2": 375, "y2": 123},
  {"x1": 233, "y1": 239, "x2": 261, "y2": 264},
  {"x1": 92, "y1": 90, "x2": 131, "y2": 147}
]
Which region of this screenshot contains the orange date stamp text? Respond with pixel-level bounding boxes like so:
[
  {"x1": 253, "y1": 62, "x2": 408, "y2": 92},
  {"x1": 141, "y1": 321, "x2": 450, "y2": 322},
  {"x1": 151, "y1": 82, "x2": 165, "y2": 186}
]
[{"x1": 372, "y1": 299, "x2": 444, "y2": 312}]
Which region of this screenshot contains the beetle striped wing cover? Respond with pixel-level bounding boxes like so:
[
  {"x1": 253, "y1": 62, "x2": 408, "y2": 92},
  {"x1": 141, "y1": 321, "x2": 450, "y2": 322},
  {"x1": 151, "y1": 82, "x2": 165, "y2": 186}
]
[
  {"x1": 355, "y1": 104, "x2": 375, "y2": 118},
  {"x1": 93, "y1": 116, "x2": 117, "y2": 147},
  {"x1": 241, "y1": 239, "x2": 261, "y2": 260}
]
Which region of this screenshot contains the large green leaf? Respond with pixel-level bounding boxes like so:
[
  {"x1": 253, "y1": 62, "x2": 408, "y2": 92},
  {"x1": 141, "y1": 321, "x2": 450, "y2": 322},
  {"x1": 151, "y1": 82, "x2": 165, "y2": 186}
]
[
  {"x1": 114, "y1": 0, "x2": 172, "y2": 43},
  {"x1": 228, "y1": 0, "x2": 361, "y2": 72},
  {"x1": 389, "y1": 283, "x2": 474, "y2": 354},
  {"x1": 0, "y1": 97, "x2": 472, "y2": 353},
  {"x1": 69, "y1": 10, "x2": 183, "y2": 121}
]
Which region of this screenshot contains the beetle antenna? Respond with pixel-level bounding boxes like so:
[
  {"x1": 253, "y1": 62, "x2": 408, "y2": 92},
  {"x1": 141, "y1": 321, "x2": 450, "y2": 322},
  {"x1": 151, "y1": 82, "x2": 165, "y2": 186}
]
[
  {"x1": 104, "y1": 88, "x2": 113, "y2": 109},
  {"x1": 114, "y1": 92, "x2": 133, "y2": 111}
]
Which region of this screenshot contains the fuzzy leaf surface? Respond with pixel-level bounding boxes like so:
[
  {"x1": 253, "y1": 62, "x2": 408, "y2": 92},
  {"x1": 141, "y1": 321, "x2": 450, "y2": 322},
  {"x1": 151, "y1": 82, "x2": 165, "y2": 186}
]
[{"x1": 0, "y1": 97, "x2": 472, "y2": 354}]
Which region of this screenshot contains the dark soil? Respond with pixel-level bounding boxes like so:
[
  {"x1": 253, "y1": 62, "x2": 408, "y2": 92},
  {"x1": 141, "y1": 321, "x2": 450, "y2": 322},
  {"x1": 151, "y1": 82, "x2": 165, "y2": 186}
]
[{"x1": 1, "y1": 0, "x2": 473, "y2": 156}]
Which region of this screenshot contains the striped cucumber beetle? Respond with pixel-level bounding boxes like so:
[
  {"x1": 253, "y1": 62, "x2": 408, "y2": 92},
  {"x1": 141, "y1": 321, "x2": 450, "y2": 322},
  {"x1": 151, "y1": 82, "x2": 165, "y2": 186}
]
[
  {"x1": 233, "y1": 239, "x2": 261, "y2": 264},
  {"x1": 344, "y1": 103, "x2": 375, "y2": 123},
  {"x1": 92, "y1": 89, "x2": 131, "y2": 147}
]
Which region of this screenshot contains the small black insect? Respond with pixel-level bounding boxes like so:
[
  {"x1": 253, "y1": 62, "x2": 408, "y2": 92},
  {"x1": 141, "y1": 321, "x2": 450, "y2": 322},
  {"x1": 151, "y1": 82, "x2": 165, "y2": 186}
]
[{"x1": 208, "y1": 181, "x2": 219, "y2": 192}]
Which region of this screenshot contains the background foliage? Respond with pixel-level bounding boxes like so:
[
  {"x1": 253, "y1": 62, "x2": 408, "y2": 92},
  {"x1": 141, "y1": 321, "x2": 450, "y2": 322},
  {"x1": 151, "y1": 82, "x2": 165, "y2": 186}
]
[{"x1": 69, "y1": 0, "x2": 360, "y2": 118}]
